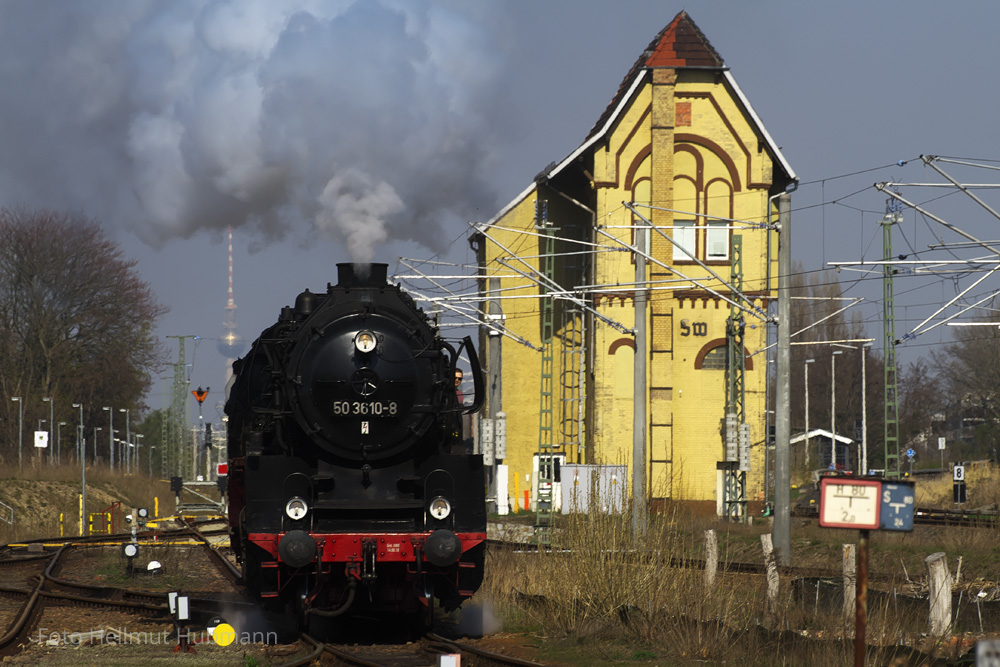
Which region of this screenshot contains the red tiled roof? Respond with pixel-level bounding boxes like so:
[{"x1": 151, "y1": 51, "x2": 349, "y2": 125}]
[
  {"x1": 586, "y1": 12, "x2": 724, "y2": 140},
  {"x1": 645, "y1": 11, "x2": 724, "y2": 69}
]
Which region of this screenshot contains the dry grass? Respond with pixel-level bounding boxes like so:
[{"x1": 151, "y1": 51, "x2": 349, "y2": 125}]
[
  {"x1": 483, "y1": 470, "x2": 1000, "y2": 666},
  {"x1": 0, "y1": 462, "x2": 175, "y2": 542}
]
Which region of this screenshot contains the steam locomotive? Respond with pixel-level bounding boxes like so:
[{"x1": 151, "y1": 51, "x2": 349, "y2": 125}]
[{"x1": 224, "y1": 263, "x2": 486, "y2": 631}]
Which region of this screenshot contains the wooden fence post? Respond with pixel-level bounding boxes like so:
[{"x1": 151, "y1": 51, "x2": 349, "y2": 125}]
[
  {"x1": 761, "y1": 534, "x2": 779, "y2": 615},
  {"x1": 926, "y1": 552, "x2": 952, "y2": 636},
  {"x1": 843, "y1": 543, "x2": 856, "y2": 624},
  {"x1": 705, "y1": 529, "x2": 718, "y2": 589}
]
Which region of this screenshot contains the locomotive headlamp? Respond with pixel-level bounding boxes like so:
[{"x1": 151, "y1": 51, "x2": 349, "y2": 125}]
[
  {"x1": 285, "y1": 496, "x2": 309, "y2": 521},
  {"x1": 354, "y1": 331, "x2": 377, "y2": 354},
  {"x1": 428, "y1": 496, "x2": 451, "y2": 521}
]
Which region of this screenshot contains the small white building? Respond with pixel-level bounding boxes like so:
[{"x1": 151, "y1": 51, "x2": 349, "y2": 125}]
[{"x1": 791, "y1": 429, "x2": 854, "y2": 472}]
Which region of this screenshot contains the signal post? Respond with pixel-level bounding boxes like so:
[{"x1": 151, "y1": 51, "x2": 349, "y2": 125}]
[{"x1": 819, "y1": 476, "x2": 914, "y2": 667}]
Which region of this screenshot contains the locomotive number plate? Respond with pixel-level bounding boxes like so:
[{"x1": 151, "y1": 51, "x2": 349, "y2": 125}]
[{"x1": 331, "y1": 400, "x2": 398, "y2": 417}]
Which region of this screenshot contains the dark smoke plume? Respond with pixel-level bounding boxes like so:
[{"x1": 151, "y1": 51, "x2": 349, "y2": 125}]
[{"x1": 0, "y1": 1, "x2": 516, "y2": 261}]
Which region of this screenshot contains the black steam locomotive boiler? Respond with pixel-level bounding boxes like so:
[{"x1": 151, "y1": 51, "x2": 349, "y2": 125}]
[{"x1": 225, "y1": 263, "x2": 485, "y2": 629}]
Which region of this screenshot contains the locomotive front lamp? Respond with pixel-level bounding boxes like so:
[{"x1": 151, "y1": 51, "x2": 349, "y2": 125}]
[
  {"x1": 285, "y1": 497, "x2": 309, "y2": 521},
  {"x1": 428, "y1": 496, "x2": 451, "y2": 521},
  {"x1": 354, "y1": 331, "x2": 377, "y2": 354}
]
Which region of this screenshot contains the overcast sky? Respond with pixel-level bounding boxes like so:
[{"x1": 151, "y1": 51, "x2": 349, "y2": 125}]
[{"x1": 3, "y1": 1, "x2": 1000, "y2": 421}]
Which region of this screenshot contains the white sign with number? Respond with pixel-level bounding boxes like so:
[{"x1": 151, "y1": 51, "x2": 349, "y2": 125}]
[
  {"x1": 819, "y1": 478, "x2": 882, "y2": 529},
  {"x1": 938, "y1": 437, "x2": 946, "y2": 451},
  {"x1": 954, "y1": 465, "x2": 965, "y2": 482}
]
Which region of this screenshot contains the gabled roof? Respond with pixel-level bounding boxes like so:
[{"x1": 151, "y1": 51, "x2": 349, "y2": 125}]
[
  {"x1": 587, "y1": 11, "x2": 723, "y2": 140},
  {"x1": 790, "y1": 429, "x2": 854, "y2": 446},
  {"x1": 487, "y1": 11, "x2": 796, "y2": 225},
  {"x1": 645, "y1": 11, "x2": 725, "y2": 68}
]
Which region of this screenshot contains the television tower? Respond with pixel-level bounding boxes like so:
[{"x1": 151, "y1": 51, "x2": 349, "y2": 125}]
[{"x1": 217, "y1": 227, "x2": 243, "y2": 384}]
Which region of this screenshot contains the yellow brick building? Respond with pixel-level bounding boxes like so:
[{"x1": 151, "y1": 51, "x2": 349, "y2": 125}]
[{"x1": 474, "y1": 12, "x2": 796, "y2": 514}]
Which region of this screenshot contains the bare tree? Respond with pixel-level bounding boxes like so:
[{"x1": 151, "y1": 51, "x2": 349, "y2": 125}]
[
  {"x1": 0, "y1": 209, "x2": 166, "y2": 465},
  {"x1": 933, "y1": 320, "x2": 1000, "y2": 460},
  {"x1": 898, "y1": 358, "x2": 944, "y2": 459}
]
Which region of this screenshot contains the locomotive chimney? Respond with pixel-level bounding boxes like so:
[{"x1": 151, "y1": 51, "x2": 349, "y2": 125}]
[{"x1": 337, "y1": 263, "x2": 388, "y2": 288}]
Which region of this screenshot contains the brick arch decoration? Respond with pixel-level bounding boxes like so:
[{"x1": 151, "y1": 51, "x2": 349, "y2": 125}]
[
  {"x1": 693, "y1": 338, "x2": 754, "y2": 370},
  {"x1": 675, "y1": 134, "x2": 742, "y2": 192},
  {"x1": 608, "y1": 338, "x2": 635, "y2": 355},
  {"x1": 623, "y1": 144, "x2": 652, "y2": 192}
]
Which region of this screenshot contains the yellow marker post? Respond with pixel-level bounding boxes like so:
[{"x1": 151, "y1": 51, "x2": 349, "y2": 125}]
[{"x1": 154, "y1": 496, "x2": 159, "y2": 518}]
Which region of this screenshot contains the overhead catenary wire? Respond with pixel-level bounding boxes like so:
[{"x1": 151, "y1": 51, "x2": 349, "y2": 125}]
[{"x1": 396, "y1": 155, "x2": 1000, "y2": 372}]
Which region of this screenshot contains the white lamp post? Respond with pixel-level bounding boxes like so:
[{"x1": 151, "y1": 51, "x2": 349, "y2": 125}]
[
  {"x1": 119, "y1": 408, "x2": 130, "y2": 474},
  {"x1": 833, "y1": 342, "x2": 875, "y2": 475},
  {"x1": 804, "y1": 359, "x2": 814, "y2": 468},
  {"x1": 134, "y1": 433, "x2": 144, "y2": 476},
  {"x1": 42, "y1": 397, "x2": 53, "y2": 466},
  {"x1": 102, "y1": 407, "x2": 113, "y2": 470},
  {"x1": 71, "y1": 403, "x2": 83, "y2": 463},
  {"x1": 11, "y1": 398, "x2": 22, "y2": 472},
  {"x1": 57, "y1": 422, "x2": 66, "y2": 465},
  {"x1": 831, "y1": 350, "x2": 843, "y2": 469},
  {"x1": 72, "y1": 403, "x2": 85, "y2": 535},
  {"x1": 861, "y1": 343, "x2": 873, "y2": 475}
]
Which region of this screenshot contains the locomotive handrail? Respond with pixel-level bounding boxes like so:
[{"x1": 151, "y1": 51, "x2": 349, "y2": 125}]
[{"x1": 461, "y1": 335, "x2": 485, "y2": 415}]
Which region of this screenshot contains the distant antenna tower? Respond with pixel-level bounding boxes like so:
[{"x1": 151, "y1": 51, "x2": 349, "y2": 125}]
[{"x1": 217, "y1": 227, "x2": 243, "y2": 384}]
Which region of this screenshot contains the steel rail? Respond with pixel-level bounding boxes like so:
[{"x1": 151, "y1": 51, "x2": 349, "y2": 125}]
[
  {"x1": 178, "y1": 518, "x2": 243, "y2": 586},
  {"x1": 425, "y1": 632, "x2": 551, "y2": 666},
  {"x1": 0, "y1": 545, "x2": 64, "y2": 655}
]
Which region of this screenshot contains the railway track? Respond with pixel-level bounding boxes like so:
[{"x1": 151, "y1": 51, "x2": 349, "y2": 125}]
[
  {"x1": 0, "y1": 520, "x2": 253, "y2": 659},
  {"x1": 177, "y1": 516, "x2": 243, "y2": 587},
  {"x1": 275, "y1": 631, "x2": 549, "y2": 667}
]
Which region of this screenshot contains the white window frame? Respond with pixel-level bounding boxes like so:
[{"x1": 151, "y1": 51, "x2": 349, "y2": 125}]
[
  {"x1": 705, "y1": 221, "x2": 730, "y2": 261},
  {"x1": 673, "y1": 220, "x2": 696, "y2": 262}
]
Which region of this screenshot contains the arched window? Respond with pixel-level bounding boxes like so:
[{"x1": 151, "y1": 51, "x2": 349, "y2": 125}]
[
  {"x1": 701, "y1": 345, "x2": 727, "y2": 370},
  {"x1": 694, "y1": 339, "x2": 754, "y2": 370}
]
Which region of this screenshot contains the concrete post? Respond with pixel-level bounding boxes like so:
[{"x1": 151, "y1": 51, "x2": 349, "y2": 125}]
[
  {"x1": 704, "y1": 529, "x2": 718, "y2": 589},
  {"x1": 926, "y1": 552, "x2": 952, "y2": 636},
  {"x1": 773, "y1": 192, "x2": 792, "y2": 566},
  {"x1": 761, "y1": 533, "x2": 779, "y2": 616},
  {"x1": 843, "y1": 543, "x2": 856, "y2": 623}
]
